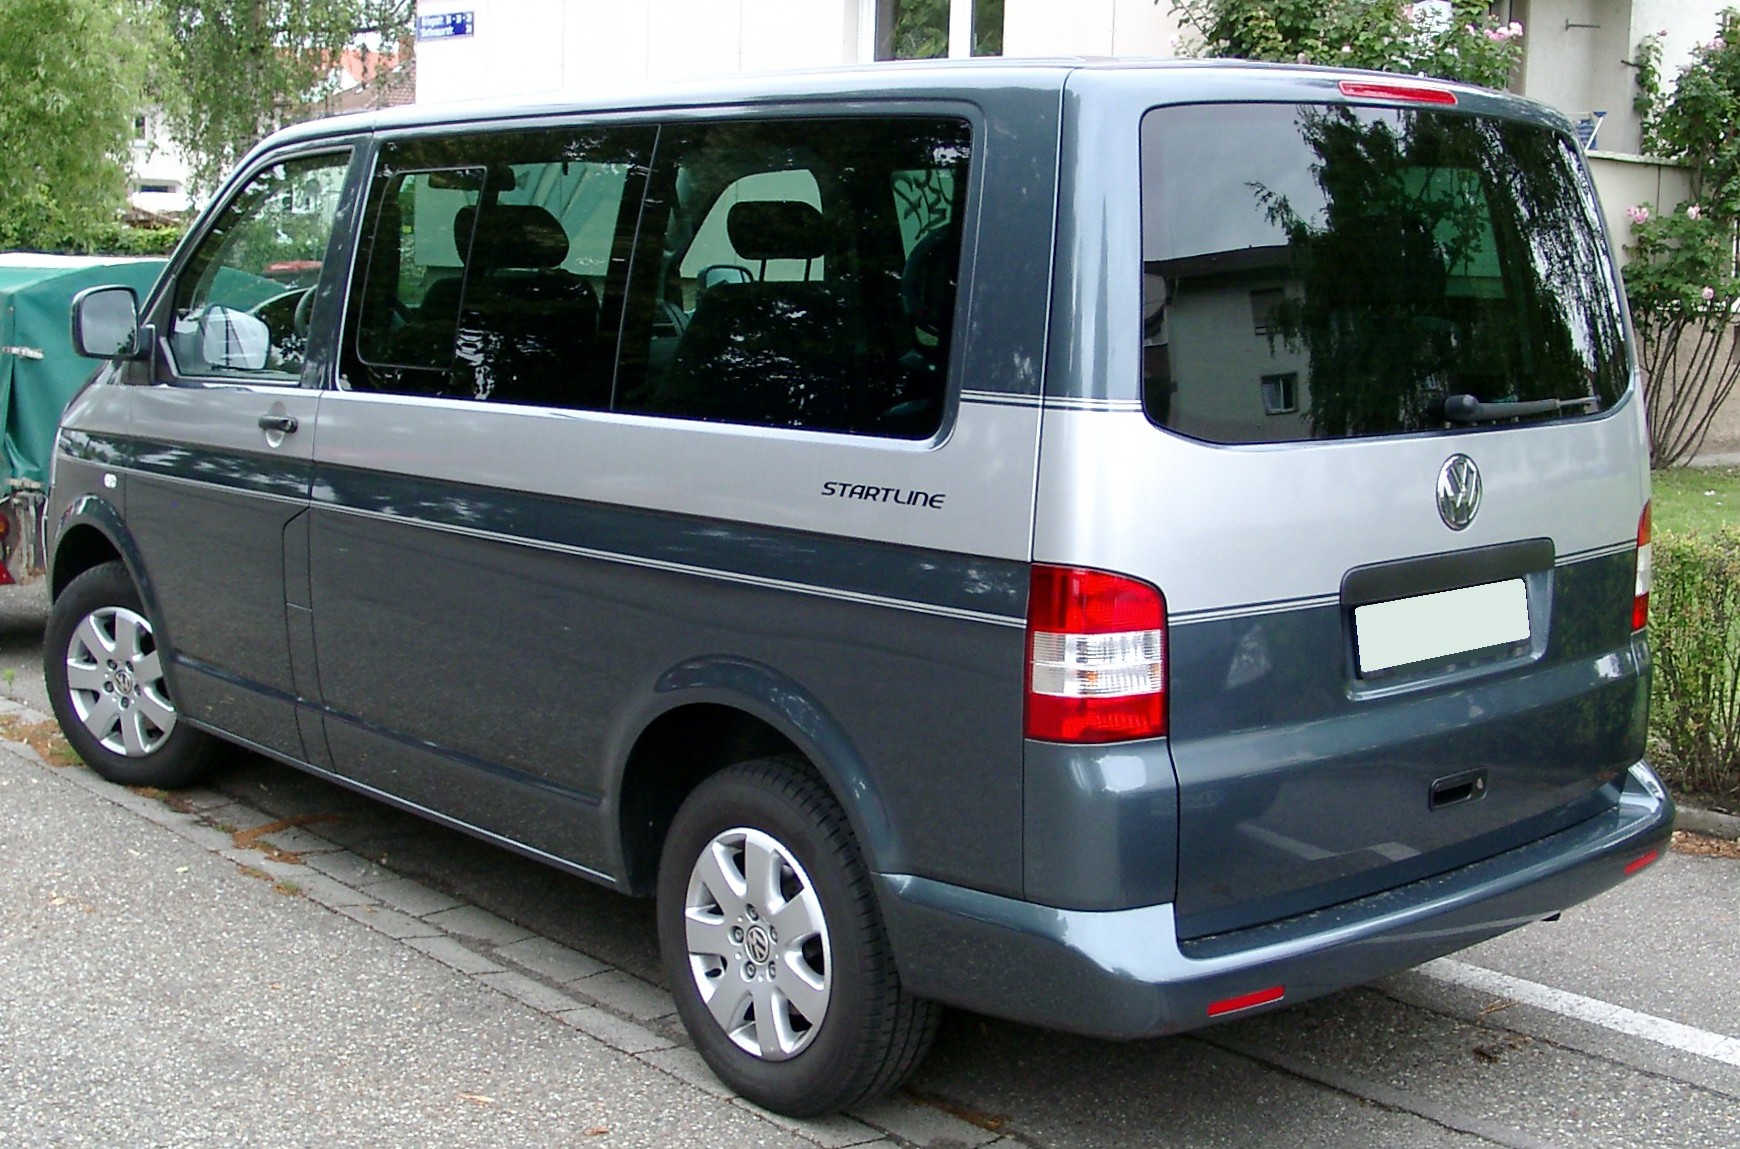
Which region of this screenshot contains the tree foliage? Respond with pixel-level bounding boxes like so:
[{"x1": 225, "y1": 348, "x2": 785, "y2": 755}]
[
  {"x1": 1625, "y1": 14, "x2": 1740, "y2": 466},
  {"x1": 1169, "y1": 0, "x2": 1523, "y2": 90},
  {"x1": 0, "y1": 0, "x2": 154, "y2": 251},
  {"x1": 156, "y1": 1, "x2": 413, "y2": 191}
]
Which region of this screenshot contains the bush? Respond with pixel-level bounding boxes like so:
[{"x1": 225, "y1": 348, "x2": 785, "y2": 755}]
[
  {"x1": 1649, "y1": 528, "x2": 1740, "y2": 804},
  {"x1": 79, "y1": 222, "x2": 184, "y2": 257}
]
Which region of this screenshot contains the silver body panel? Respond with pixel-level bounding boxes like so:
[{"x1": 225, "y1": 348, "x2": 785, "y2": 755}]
[
  {"x1": 1031, "y1": 398, "x2": 1651, "y2": 614},
  {"x1": 312, "y1": 391, "x2": 1041, "y2": 566}
]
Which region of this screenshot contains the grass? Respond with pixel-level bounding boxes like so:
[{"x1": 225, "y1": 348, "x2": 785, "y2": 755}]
[{"x1": 1651, "y1": 465, "x2": 1740, "y2": 534}]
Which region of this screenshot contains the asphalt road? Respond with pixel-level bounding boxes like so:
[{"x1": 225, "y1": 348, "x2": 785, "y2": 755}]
[{"x1": 4, "y1": 579, "x2": 1737, "y2": 1148}]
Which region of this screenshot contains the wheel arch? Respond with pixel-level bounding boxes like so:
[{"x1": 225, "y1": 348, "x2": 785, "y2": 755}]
[
  {"x1": 612, "y1": 656, "x2": 902, "y2": 897},
  {"x1": 50, "y1": 496, "x2": 149, "y2": 606},
  {"x1": 46, "y1": 496, "x2": 187, "y2": 682}
]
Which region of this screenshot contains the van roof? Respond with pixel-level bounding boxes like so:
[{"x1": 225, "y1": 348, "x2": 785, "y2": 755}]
[{"x1": 259, "y1": 56, "x2": 1564, "y2": 152}]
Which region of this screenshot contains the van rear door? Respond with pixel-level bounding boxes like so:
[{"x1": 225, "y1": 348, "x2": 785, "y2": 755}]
[{"x1": 1034, "y1": 80, "x2": 1650, "y2": 941}]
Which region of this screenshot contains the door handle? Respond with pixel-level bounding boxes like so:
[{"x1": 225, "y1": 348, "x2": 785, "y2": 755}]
[{"x1": 258, "y1": 414, "x2": 299, "y2": 434}]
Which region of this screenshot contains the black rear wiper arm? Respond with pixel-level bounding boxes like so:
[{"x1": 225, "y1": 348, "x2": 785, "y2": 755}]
[{"x1": 1437, "y1": 393, "x2": 1601, "y2": 424}]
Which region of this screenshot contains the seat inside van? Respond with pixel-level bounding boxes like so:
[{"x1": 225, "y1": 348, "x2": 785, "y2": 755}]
[
  {"x1": 656, "y1": 200, "x2": 860, "y2": 428},
  {"x1": 443, "y1": 203, "x2": 603, "y2": 406}
]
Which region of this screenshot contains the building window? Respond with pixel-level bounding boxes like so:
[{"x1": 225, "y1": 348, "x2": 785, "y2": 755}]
[
  {"x1": 1250, "y1": 287, "x2": 1284, "y2": 336},
  {"x1": 1261, "y1": 373, "x2": 1298, "y2": 415},
  {"x1": 878, "y1": 0, "x2": 1003, "y2": 59}
]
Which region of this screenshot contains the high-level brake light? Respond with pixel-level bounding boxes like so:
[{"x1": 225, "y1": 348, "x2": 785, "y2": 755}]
[
  {"x1": 1026, "y1": 565, "x2": 1167, "y2": 743},
  {"x1": 1634, "y1": 502, "x2": 1652, "y2": 632},
  {"x1": 1337, "y1": 79, "x2": 1459, "y2": 106}
]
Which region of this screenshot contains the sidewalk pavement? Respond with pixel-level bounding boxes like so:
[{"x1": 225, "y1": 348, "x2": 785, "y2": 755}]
[{"x1": 0, "y1": 700, "x2": 1006, "y2": 1149}]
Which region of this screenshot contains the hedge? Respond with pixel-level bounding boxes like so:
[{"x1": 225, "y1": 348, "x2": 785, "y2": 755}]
[
  {"x1": 1649, "y1": 527, "x2": 1740, "y2": 804},
  {"x1": 72, "y1": 223, "x2": 184, "y2": 257}
]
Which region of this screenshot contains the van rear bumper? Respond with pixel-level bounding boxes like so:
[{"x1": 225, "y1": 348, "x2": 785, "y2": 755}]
[{"x1": 878, "y1": 761, "x2": 1674, "y2": 1038}]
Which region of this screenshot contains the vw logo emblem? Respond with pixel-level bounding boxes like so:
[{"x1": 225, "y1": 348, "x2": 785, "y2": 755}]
[
  {"x1": 744, "y1": 924, "x2": 774, "y2": 964},
  {"x1": 1437, "y1": 454, "x2": 1482, "y2": 531}
]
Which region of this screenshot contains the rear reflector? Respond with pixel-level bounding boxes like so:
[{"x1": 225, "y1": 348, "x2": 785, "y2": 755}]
[
  {"x1": 1624, "y1": 849, "x2": 1660, "y2": 875},
  {"x1": 1633, "y1": 502, "x2": 1651, "y2": 632},
  {"x1": 1338, "y1": 79, "x2": 1458, "y2": 105},
  {"x1": 1026, "y1": 565, "x2": 1166, "y2": 743},
  {"x1": 1208, "y1": 985, "x2": 1286, "y2": 1017}
]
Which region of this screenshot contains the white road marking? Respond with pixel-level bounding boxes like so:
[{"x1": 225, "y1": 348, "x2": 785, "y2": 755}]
[{"x1": 1420, "y1": 957, "x2": 1740, "y2": 1068}]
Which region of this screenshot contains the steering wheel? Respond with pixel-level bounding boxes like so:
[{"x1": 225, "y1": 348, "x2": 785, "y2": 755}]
[{"x1": 292, "y1": 286, "x2": 317, "y2": 339}]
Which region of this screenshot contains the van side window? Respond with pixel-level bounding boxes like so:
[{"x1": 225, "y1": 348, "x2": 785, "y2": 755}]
[
  {"x1": 343, "y1": 127, "x2": 654, "y2": 408},
  {"x1": 618, "y1": 117, "x2": 971, "y2": 439},
  {"x1": 167, "y1": 151, "x2": 351, "y2": 381}
]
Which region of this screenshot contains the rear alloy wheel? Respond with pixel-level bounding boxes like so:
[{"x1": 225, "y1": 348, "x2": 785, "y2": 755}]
[
  {"x1": 44, "y1": 561, "x2": 216, "y2": 788},
  {"x1": 683, "y1": 825, "x2": 834, "y2": 1060},
  {"x1": 657, "y1": 757, "x2": 937, "y2": 1117}
]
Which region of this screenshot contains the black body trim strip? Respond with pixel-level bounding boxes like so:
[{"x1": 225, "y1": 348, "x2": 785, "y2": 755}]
[{"x1": 1340, "y1": 538, "x2": 1556, "y2": 608}]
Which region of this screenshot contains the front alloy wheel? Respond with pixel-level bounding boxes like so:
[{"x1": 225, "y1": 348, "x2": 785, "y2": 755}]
[
  {"x1": 44, "y1": 561, "x2": 216, "y2": 788},
  {"x1": 683, "y1": 826, "x2": 832, "y2": 1060},
  {"x1": 64, "y1": 604, "x2": 177, "y2": 757}
]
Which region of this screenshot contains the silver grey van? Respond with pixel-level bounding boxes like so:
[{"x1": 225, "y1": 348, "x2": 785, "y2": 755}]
[{"x1": 50, "y1": 59, "x2": 1672, "y2": 1117}]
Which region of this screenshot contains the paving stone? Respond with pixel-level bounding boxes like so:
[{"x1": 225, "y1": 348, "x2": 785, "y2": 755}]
[
  {"x1": 332, "y1": 903, "x2": 445, "y2": 940},
  {"x1": 733, "y1": 1100, "x2": 884, "y2": 1148},
  {"x1": 217, "y1": 849, "x2": 303, "y2": 881},
  {"x1": 495, "y1": 936, "x2": 608, "y2": 984},
  {"x1": 360, "y1": 876, "x2": 462, "y2": 917},
  {"x1": 554, "y1": 1006, "x2": 675, "y2": 1055},
  {"x1": 571, "y1": 969, "x2": 676, "y2": 1020},
  {"x1": 292, "y1": 872, "x2": 379, "y2": 909},
  {"x1": 192, "y1": 802, "x2": 256, "y2": 832},
  {"x1": 254, "y1": 825, "x2": 338, "y2": 855},
  {"x1": 850, "y1": 1095, "x2": 1004, "y2": 1148},
  {"x1": 404, "y1": 935, "x2": 504, "y2": 976},
  {"x1": 476, "y1": 970, "x2": 583, "y2": 1013},
  {"x1": 637, "y1": 1047, "x2": 734, "y2": 1101},
  {"x1": 423, "y1": 904, "x2": 533, "y2": 946},
  {"x1": 170, "y1": 820, "x2": 245, "y2": 853},
  {"x1": 304, "y1": 849, "x2": 390, "y2": 886},
  {"x1": 170, "y1": 788, "x2": 233, "y2": 812}
]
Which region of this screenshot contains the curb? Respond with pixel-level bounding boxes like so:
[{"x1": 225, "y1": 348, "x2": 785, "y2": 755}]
[{"x1": 1676, "y1": 802, "x2": 1740, "y2": 840}]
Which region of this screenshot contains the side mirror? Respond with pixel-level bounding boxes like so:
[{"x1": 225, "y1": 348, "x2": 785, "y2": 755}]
[
  {"x1": 70, "y1": 286, "x2": 144, "y2": 359},
  {"x1": 198, "y1": 306, "x2": 271, "y2": 371}
]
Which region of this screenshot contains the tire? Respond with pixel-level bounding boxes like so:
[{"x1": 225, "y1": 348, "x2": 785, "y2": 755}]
[
  {"x1": 657, "y1": 757, "x2": 938, "y2": 1117},
  {"x1": 43, "y1": 561, "x2": 217, "y2": 788}
]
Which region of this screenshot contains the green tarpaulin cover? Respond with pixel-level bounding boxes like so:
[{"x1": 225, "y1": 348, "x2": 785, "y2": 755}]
[{"x1": 0, "y1": 254, "x2": 167, "y2": 488}]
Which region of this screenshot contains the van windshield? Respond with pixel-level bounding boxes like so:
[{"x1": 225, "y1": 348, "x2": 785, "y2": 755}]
[{"x1": 1140, "y1": 102, "x2": 1629, "y2": 443}]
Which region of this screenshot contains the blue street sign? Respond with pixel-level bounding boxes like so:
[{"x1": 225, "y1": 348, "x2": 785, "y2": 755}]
[{"x1": 416, "y1": 11, "x2": 474, "y2": 40}]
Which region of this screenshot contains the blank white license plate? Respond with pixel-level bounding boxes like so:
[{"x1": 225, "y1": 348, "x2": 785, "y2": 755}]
[{"x1": 1355, "y1": 579, "x2": 1530, "y2": 675}]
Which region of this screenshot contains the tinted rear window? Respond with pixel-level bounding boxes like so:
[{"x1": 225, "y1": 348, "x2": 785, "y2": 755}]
[{"x1": 1140, "y1": 103, "x2": 1628, "y2": 443}]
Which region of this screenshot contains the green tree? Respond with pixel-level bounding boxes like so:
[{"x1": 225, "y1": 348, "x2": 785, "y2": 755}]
[
  {"x1": 1169, "y1": 0, "x2": 1523, "y2": 90},
  {"x1": 1625, "y1": 15, "x2": 1740, "y2": 466},
  {"x1": 155, "y1": 1, "x2": 413, "y2": 191},
  {"x1": 0, "y1": 0, "x2": 153, "y2": 251}
]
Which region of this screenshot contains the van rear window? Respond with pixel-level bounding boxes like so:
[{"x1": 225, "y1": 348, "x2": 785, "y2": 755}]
[{"x1": 1140, "y1": 103, "x2": 1629, "y2": 443}]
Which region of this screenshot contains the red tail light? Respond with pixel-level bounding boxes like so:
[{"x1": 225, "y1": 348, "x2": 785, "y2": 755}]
[
  {"x1": 1633, "y1": 503, "x2": 1651, "y2": 632},
  {"x1": 1026, "y1": 565, "x2": 1166, "y2": 743}
]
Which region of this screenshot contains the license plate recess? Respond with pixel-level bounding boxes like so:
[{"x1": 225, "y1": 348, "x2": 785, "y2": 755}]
[{"x1": 1354, "y1": 578, "x2": 1530, "y2": 676}]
